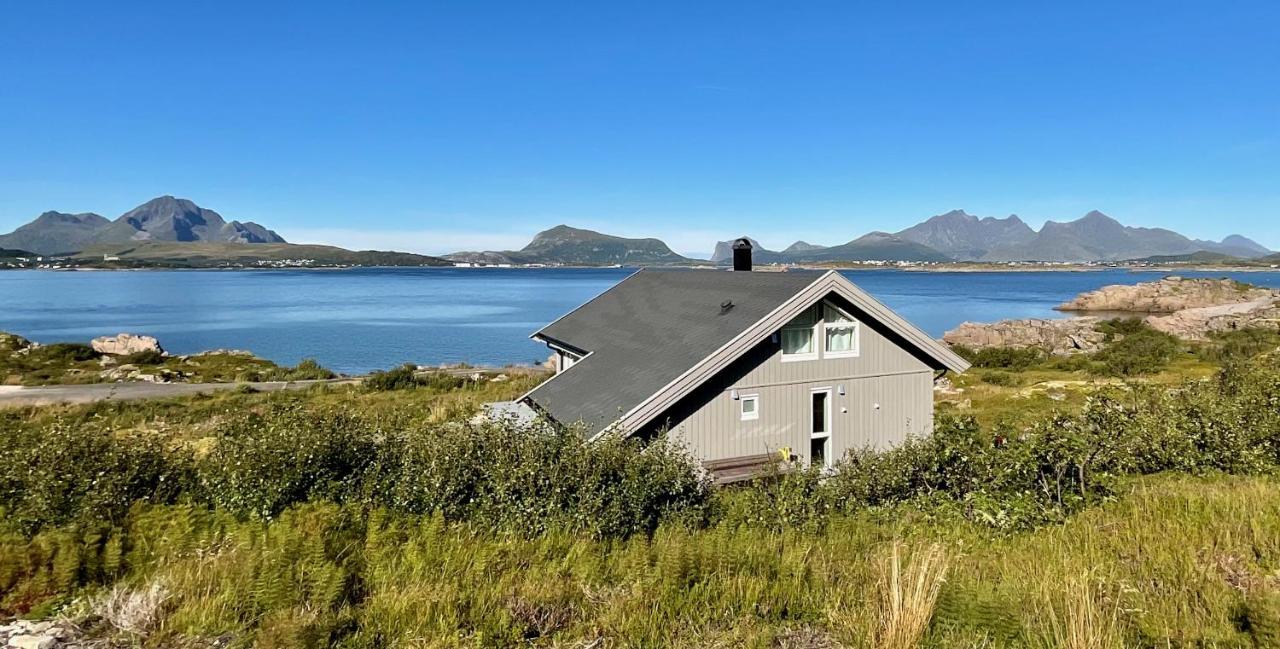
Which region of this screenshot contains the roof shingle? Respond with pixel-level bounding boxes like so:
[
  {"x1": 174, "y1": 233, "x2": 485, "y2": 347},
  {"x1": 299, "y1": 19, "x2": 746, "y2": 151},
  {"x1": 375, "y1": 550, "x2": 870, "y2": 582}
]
[{"x1": 524, "y1": 268, "x2": 824, "y2": 435}]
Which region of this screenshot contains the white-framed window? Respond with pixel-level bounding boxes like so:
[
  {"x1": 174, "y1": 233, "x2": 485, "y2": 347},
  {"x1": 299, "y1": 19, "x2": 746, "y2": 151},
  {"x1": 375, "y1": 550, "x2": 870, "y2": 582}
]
[
  {"x1": 740, "y1": 394, "x2": 759, "y2": 420},
  {"x1": 810, "y1": 388, "x2": 832, "y2": 468},
  {"x1": 822, "y1": 302, "x2": 860, "y2": 357},
  {"x1": 780, "y1": 304, "x2": 819, "y2": 362}
]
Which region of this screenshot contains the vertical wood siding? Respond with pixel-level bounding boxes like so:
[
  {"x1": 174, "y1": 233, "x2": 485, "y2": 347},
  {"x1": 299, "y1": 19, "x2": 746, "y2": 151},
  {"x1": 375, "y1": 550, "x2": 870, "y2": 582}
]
[{"x1": 656, "y1": 293, "x2": 937, "y2": 464}]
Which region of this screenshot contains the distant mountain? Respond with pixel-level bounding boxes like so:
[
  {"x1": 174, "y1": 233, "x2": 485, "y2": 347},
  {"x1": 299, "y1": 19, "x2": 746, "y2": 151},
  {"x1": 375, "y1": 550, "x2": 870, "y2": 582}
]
[
  {"x1": 708, "y1": 237, "x2": 790, "y2": 264},
  {"x1": 785, "y1": 232, "x2": 952, "y2": 263},
  {"x1": 1194, "y1": 234, "x2": 1272, "y2": 259},
  {"x1": 448, "y1": 225, "x2": 691, "y2": 266},
  {"x1": 707, "y1": 209, "x2": 1270, "y2": 265},
  {"x1": 92, "y1": 196, "x2": 286, "y2": 245},
  {"x1": 710, "y1": 237, "x2": 764, "y2": 263},
  {"x1": 0, "y1": 196, "x2": 286, "y2": 255},
  {"x1": 894, "y1": 210, "x2": 1036, "y2": 260},
  {"x1": 782, "y1": 241, "x2": 825, "y2": 254},
  {"x1": 1, "y1": 247, "x2": 36, "y2": 258},
  {"x1": 978, "y1": 211, "x2": 1272, "y2": 262},
  {"x1": 711, "y1": 232, "x2": 952, "y2": 264},
  {"x1": 0, "y1": 211, "x2": 111, "y2": 255},
  {"x1": 1131, "y1": 251, "x2": 1242, "y2": 264},
  {"x1": 74, "y1": 241, "x2": 448, "y2": 268}
]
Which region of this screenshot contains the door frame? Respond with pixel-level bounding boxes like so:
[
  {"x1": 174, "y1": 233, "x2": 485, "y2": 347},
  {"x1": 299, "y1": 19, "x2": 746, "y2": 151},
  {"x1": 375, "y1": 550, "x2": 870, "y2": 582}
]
[{"x1": 809, "y1": 386, "x2": 833, "y2": 468}]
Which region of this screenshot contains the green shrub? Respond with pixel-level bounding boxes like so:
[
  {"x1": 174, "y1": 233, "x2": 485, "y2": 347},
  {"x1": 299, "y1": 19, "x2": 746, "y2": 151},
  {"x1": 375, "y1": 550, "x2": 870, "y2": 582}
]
[
  {"x1": 1044, "y1": 353, "x2": 1096, "y2": 372},
  {"x1": 364, "y1": 365, "x2": 471, "y2": 392},
  {"x1": 363, "y1": 364, "x2": 423, "y2": 391},
  {"x1": 1095, "y1": 317, "x2": 1148, "y2": 339},
  {"x1": 364, "y1": 421, "x2": 710, "y2": 537},
  {"x1": 119, "y1": 349, "x2": 165, "y2": 365},
  {"x1": 263, "y1": 358, "x2": 337, "y2": 381},
  {"x1": 978, "y1": 370, "x2": 1021, "y2": 386},
  {"x1": 197, "y1": 406, "x2": 378, "y2": 519},
  {"x1": 953, "y1": 345, "x2": 1048, "y2": 371},
  {"x1": 1093, "y1": 319, "x2": 1182, "y2": 376},
  {"x1": 286, "y1": 358, "x2": 336, "y2": 380},
  {"x1": 1197, "y1": 327, "x2": 1280, "y2": 363},
  {"x1": 0, "y1": 418, "x2": 190, "y2": 533},
  {"x1": 28, "y1": 342, "x2": 98, "y2": 364}
]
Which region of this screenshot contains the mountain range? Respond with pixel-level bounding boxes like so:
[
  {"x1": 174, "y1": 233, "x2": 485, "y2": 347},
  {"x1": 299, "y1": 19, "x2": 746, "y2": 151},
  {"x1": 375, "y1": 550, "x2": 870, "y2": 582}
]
[
  {"x1": 446, "y1": 225, "x2": 687, "y2": 265},
  {"x1": 3, "y1": 197, "x2": 1272, "y2": 266},
  {"x1": 709, "y1": 210, "x2": 1273, "y2": 265},
  {"x1": 0, "y1": 196, "x2": 286, "y2": 255}
]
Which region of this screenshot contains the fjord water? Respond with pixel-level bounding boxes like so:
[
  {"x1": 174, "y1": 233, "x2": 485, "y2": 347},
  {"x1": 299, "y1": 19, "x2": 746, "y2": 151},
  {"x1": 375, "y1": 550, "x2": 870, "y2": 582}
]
[{"x1": 3, "y1": 268, "x2": 1280, "y2": 374}]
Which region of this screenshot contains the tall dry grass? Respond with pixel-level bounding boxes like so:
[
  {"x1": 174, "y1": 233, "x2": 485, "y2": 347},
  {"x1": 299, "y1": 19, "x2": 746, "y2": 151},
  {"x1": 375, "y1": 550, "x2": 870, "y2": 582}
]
[
  {"x1": 92, "y1": 579, "x2": 172, "y2": 639},
  {"x1": 871, "y1": 540, "x2": 950, "y2": 649},
  {"x1": 1035, "y1": 571, "x2": 1122, "y2": 649}
]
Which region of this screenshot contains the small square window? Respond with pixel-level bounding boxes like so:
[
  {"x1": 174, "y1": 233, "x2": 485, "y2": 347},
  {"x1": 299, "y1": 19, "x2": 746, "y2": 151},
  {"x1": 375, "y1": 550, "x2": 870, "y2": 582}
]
[{"x1": 740, "y1": 395, "x2": 759, "y2": 420}]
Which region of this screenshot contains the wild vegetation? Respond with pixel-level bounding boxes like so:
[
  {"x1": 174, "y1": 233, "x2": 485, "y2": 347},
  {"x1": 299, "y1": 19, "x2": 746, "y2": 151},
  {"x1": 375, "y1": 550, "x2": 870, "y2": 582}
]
[
  {"x1": 937, "y1": 320, "x2": 1279, "y2": 428},
  {"x1": 0, "y1": 331, "x2": 335, "y2": 386},
  {"x1": 1, "y1": 344, "x2": 1279, "y2": 645}
]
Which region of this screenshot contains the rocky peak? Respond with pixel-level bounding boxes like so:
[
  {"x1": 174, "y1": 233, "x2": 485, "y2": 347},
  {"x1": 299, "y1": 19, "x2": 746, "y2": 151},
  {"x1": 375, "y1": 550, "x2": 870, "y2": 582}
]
[
  {"x1": 782, "y1": 240, "x2": 824, "y2": 253},
  {"x1": 32, "y1": 210, "x2": 109, "y2": 226}
]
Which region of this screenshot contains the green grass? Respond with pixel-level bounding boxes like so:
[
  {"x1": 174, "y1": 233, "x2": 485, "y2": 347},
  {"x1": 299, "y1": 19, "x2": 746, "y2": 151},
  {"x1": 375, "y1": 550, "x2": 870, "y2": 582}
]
[
  {"x1": 2, "y1": 474, "x2": 1275, "y2": 647},
  {"x1": 0, "y1": 329, "x2": 339, "y2": 386},
  {"x1": 2, "y1": 340, "x2": 1279, "y2": 646}
]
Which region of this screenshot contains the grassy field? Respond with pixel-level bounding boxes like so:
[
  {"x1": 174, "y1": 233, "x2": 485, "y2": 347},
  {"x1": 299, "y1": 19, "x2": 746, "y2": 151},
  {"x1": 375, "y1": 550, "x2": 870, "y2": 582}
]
[
  {"x1": 2, "y1": 328, "x2": 1279, "y2": 647},
  {"x1": 4, "y1": 474, "x2": 1276, "y2": 647},
  {"x1": 1, "y1": 331, "x2": 339, "y2": 386}
]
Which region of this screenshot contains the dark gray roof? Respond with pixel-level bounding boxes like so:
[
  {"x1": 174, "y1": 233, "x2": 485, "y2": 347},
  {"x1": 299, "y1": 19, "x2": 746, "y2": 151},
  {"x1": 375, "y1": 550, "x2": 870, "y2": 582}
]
[{"x1": 524, "y1": 269, "x2": 825, "y2": 435}]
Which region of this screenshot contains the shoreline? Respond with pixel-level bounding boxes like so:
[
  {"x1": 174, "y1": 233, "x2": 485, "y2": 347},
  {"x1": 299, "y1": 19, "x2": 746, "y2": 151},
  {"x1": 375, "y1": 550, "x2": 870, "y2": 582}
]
[{"x1": 4, "y1": 262, "x2": 1279, "y2": 273}]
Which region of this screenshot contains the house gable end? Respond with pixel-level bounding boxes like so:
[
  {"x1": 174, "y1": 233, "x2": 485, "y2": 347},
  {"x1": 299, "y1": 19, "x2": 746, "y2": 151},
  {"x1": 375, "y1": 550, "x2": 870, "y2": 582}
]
[{"x1": 615, "y1": 271, "x2": 968, "y2": 438}]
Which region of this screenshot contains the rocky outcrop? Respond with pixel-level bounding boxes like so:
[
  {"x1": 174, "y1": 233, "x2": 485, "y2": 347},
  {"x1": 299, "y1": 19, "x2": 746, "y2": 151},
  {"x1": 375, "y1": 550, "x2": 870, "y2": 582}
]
[
  {"x1": 1147, "y1": 297, "x2": 1280, "y2": 341},
  {"x1": 943, "y1": 317, "x2": 1106, "y2": 355},
  {"x1": 947, "y1": 277, "x2": 1280, "y2": 353},
  {"x1": 1056, "y1": 277, "x2": 1278, "y2": 313},
  {"x1": 91, "y1": 333, "x2": 164, "y2": 356}
]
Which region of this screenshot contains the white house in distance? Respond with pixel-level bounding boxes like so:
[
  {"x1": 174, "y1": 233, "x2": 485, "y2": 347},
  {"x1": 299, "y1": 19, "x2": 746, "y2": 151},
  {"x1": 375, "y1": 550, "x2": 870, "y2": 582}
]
[{"x1": 520, "y1": 240, "x2": 969, "y2": 482}]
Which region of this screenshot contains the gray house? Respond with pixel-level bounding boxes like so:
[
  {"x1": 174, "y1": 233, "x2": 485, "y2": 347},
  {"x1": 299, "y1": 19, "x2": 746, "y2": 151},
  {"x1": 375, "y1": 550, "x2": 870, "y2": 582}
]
[{"x1": 520, "y1": 242, "x2": 969, "y2": 481}]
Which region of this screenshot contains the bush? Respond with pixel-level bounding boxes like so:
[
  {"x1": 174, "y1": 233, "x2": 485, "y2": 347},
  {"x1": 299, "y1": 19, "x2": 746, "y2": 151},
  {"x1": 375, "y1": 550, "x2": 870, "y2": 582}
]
[
  {"x1": 28, "y1": 343, "x2": 98, "y2": 364},
  {"x1": 1093, "y1": 319, "x2": 1182, "y2": 376},
  {"x1": 0, "y1": 418, "x2": 190, "y2": 533},
  {"x1": 978, "y1": 370, "x2": 1021, "y2": 386},
  {"x1": 261, "y1": 358, "x2": 337, "y2": 381},
  {"x1": 286, "y1": 358, "x2": 336, "y2": 380},
  {"x1": 953, "y1": 345, "x2": 1047, "y2": 371},
  {"x1": 1197, "y1": 327, "x2": 1280, "y2": 364},
  {"x1": 1044, "y1": 353, "x2": 1095, "y2": 372},
  {"x1": 364, "y1": 365, "x2": 471, "y2": 392},
  {"x1": 6, "y1": 359, "x2": 1279, "y2": 540},
  {"x1": 197, "y1": 406, "x2": 378, "y2": 519},
  {"x1": 363, "y1": 364, "x2": 423, "y2": 391},
  {"x1": 120, "y1": 349, "x2": 165, "y2": 365},
  {"x1": 364, "y1": 421, "x2": 710, "y2": 537}
]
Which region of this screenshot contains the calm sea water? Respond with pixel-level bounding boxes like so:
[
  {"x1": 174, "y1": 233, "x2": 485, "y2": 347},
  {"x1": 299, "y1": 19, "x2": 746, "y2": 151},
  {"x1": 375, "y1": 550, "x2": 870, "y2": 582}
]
[{"x1": 3, "y1": 267, "x2": 1279, "y2": 374}]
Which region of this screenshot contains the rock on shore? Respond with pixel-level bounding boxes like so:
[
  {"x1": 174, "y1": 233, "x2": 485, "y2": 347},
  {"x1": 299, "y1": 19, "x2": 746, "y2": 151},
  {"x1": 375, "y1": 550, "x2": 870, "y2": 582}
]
[
  {"x1": 90, "y1": 333, "x2": 164, "y2": 356},
  {"x1": 943, "y1": 317, "x2": 1106, "y2": 354},
  {"x1": 1056, "y1": 277, "x2": 1277, "y2": 313},
  {"x1": 946, "y1": 276, "x2": 1280, "y2": 352},
  {"x1": 1147, "y1": 297, "x2": 1280, "y2": 341}
]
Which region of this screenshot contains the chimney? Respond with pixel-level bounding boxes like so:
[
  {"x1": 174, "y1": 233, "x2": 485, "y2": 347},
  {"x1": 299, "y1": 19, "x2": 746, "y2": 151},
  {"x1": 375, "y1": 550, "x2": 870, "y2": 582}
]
[{"x1": 732, "y1": 238, "x2": 753, "y2": 271}]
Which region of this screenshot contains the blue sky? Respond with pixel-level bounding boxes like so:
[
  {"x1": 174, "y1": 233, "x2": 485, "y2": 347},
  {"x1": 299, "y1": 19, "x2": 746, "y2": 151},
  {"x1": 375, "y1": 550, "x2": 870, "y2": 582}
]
[{"x1": 1, "y1": 2, "x2": 1277, "y2": 255}]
